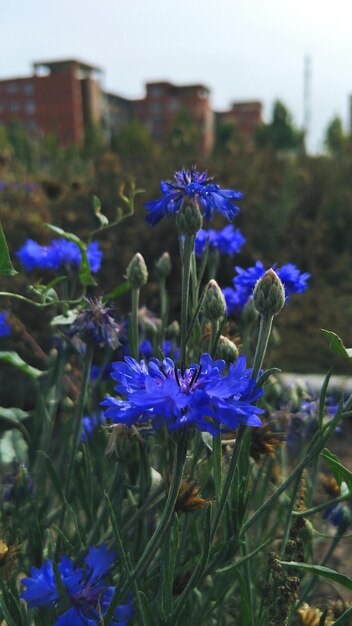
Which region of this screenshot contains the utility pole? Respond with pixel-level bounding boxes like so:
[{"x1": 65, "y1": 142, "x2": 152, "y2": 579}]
[{"x1": 303, "y1": 55, "x2": 312, "y2": 149}]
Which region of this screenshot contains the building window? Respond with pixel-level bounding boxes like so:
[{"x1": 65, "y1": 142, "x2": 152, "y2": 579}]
[
  {"x1": 26, "y1": 120, "x2": 38, "y2": 132},
  {"x1": 6, "y1": 82, "x2": 18, "y2": 94},
  {"x1": 168, "y1": 99, "x2": 180, "y2": 112},
  {"x1": 9, "y1": 102, "x2": 20, "y2": 112},
  {"x1": 197, "y1": 88, "x2": 208, "y2": 99},
  {"x1": 149, "y1": 85, "x2": 162, "y2": 97},
  {"x1": 25, "y1": 101, "x2": 36, "y2": 114},
  {"x1": 149, "y1": 101, "x2": 161, "y2": 113},
  {"x1": 23, "y1": 82, "x2": 34, "y2": 95}
]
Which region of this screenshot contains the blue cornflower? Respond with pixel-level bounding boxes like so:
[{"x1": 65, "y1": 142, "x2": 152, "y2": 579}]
[
  {"x1": 139, "y1": 339, "x2": 180, "y2": 362},
  {"x1": 21, "y1": 544, "x2": 133, "y2": 626},
  {"x1": 323, "y1": 502, "x2": 352, "y2": 530},
  {"x1": 222, "y1": 287, "x2": 246, "y2": 316},
  {"x1": 195, "y1": 225, "x2": 246, "y2": 257},
  {"x1": 145, "y1": 167, "x2": 243, "y2": 225},
  {"x1": 17, "y1": 238, "x2": 102, "y2": 273},
  {"x1": 101, "y1": 353, "x2": 263, "y2": 436},
  {"x1": 0, "y1": 311, "x2": 10, "y2": 336},
  {"x1": 80, "y1": 412, "x2": 107, "y2": 442},
  {"x1": 225, "y1": 261, "x2": 311, "y2": 314}
]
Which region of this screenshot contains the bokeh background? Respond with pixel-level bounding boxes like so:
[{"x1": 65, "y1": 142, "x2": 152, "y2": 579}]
[{"x1": 2, "y1": 0, "x2": 352, "y2": 374}]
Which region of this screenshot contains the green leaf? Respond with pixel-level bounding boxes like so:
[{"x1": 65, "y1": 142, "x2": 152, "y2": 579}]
[
  {"x1": 332, "y1": 607, "x2": 352, "y2": 625},
  {"x1": 0, "y1": 221, "x2": 17, "y2": 276},
  {"x1": 103, "y1": 281, "x2": 130, "y2": 301},
  {"x1": 51, "y1": 309, "x2": 78, "y2": 326},
  {"x1": 321, "y1": 448, "x2": 352, "y2": 492},
  {"x1": 279, "y1": 560, "x2": 352, "y2": 591},
  {"x1": 0, "y1": 407, "x2": 29, "y2": 421},
  {"x1": 0, "y1": 430, "x2": 28, "y2": 463},
  {"x1": 0, "y1": 351, "x2": 44, "y2": 378},
  {"x1": 320, "y1": 329, "x2": 352, "y2": 360},
  {"x1": 93, "y1": 195, "x2": 109, "y2": 226},
  {"x1": 46, "y1": 224, "x2": 97, "y2": 286}
]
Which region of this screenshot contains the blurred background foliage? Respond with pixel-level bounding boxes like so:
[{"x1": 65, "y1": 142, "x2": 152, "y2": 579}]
[{"x1": 1, "y1": 100, "x2": 352, "y2": 375}]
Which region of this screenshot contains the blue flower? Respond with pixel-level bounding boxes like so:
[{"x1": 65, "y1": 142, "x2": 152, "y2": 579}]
[
  {"x1": 80, "y1": 412, "x2": 107, "y2": 442},
  {"x1": 21, "y1": 545, "x2": 133, "y2": 626},
  {"x1": 139, "y1": 339, "x2": 180, "y2": 362},
  {"x1": 101, "y1": 353, "x2": 263, "y2": 436},
  {"x1": 323, "y1": 502, "x2": 352, "y2": 530},
  {"x1": 16, "y1": 239, "x2": 102, "y2": 273},
  {"x1": 225, "y1": 261, "x2": 311, "y2": 314},
  {"x1": 145, "y1": 168, "x2": 243, "y2": 225},
  {"x1": 0, "y1": 311, "x2": 10, "y2": 336},
  {"x1": 222, "y1": 287, "x2": 246, "y2": 316},
  {"x1": 195, "y1": 225, "x2": 246, "y2": 257}
]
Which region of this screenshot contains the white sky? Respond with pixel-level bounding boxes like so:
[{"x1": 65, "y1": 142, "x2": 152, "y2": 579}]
[{"x1": 2, "y1": 0, "x2": 352, "y2": 152}]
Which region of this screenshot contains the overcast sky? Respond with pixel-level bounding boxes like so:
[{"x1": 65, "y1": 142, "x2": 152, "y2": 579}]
[{"x1": 2, "y1": 0, "x2": 352, "y2": 152}]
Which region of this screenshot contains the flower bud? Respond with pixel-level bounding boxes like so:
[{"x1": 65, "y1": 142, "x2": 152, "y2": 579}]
[
  {"x1": 253, "y1": 269, "x2": 285, "y2": 317},
  {"x1": 126, "y1": 253, "x2": 148, "y2": 289},
  {"x1": 203, "y1": 279, "x2": 227, "y2": 322},
  {"x1": 216, "y1": 335, "x2": 239, "y2": 364},
  {"x1": 176, "y1": 199, "x2": 203, "y2": 235},
  {"x1": 166, "y1": 320, "x2": 180, "y2": 339},
  {"x1": 156, "y1": 252, "x2": 172, "y2": 278}
]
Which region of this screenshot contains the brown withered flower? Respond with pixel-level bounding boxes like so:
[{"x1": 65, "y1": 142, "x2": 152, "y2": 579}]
[
  {"x1": 250, "y1": 419, "x2": 285, "y2": 463},
  {"x1": 0, "y1": 539, "x2": 19, "y2": 575},
  {"x1": 297, "y1": 602, "x2": 334, "y2": 626},
  {"x1": 320, "y1": 473, "x2": 341, "y2": 497},
  {"x1": 173, "y1": 479, "x2": 213, "y2": 513}
]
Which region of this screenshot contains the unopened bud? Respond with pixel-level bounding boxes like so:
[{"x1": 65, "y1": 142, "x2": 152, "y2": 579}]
[
  {"x1": 253, "y1": 269, "x2": 285, "y2": 317},
  {"x1": 216, "y1": 335, "x2": 239, "y2": 364},
  {"x1": 126, "y1": 253, "x2": 148, "y2": 289},
  {"x1": 203, "y1": 279, "x2": 227, "y2": 322},
  {"x1": 156, "y1": 252, "x2": 172, "y2": 278},
  {"x1": 166, "y1": 320, "x2": 180, "y2": 339},
  {"x1": 176, "y1": 199, "x2": 203, "y2": 235}
]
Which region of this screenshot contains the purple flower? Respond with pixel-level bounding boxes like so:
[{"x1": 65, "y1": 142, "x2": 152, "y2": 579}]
[
  {"x1": 21, "y1": 545, "x2": 133, "y2": 626},
  {"x1": 16, "y1": 238, "x2": 102, "y2": 273},
  {"x1": 101, "y1": 353, "x2": 263, "y2": 436},
  {"x1": 195, "y1": 225, "x2": 246, "y2": 257},
  {"x1": 68, "y1": 299, "x2": 120, "y2": 349},
  {"x1": 0, "y1": 311, "x2": 10, "y2": 337},
  {"x1": 145, "y1": 168, "x2": 243, "y2": 225}
]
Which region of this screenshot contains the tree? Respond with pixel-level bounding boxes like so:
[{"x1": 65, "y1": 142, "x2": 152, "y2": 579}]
[
  {"x1": 255, "y1": 100, "x2": 303, "y2": 152},
  {"x1": 324, "y1": 116, "x2": 346, "y2": 155}
]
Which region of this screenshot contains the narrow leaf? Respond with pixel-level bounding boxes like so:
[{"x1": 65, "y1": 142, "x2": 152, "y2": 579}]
[
  {"x1": 93, "y1": 195, "x2": 109, "y2": 226},
  {"x1": 321, "y1": 329, "x2": 352, "y2": 360},
  {"x1": 321, "y1": 448, "x2": 352, "y2": 492},
  {"x1": 0, "y1": 351, "x2": 44, "y2": 378},
  {"x1": 0, "y1": 221, "x2": 17, "y2": 276},
  {"x1": 280, "y1": 561, "x2": 352, "y2": 591}
]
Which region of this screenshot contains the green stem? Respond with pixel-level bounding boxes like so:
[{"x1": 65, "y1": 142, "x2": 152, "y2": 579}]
[
  {"x1": 293, "y1": 493, "x2": 351, "y2": 517},
  {"x1": 56, "y1": 343, "x2": 94, "y2": 553},
  {"x1": 251, "y1": 314, "x2": 274, "y2": 380},
  {"x1": 180, "y1": 235, "x2": 195, "y2": 368},
  {"x1": 159, "y1": 276, "x2": 168, "y2": 344},
  {"x1": 104, "y1": 431, "x2": 188, "y2": 623},
  {"x1": 130, "y1": 287, "x2": 140, "y2": 360}
]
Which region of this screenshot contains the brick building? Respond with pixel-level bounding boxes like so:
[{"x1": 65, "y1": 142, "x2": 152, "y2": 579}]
[
  {"x1": 0, "y1": 59, "x2": 104, "y2": 145},
  {"x1": 0, "y1": 59, "x2": 261, "y2": 153},
  {"x1": 216, "y1": 101, "x2": 263, "y2": 150}
]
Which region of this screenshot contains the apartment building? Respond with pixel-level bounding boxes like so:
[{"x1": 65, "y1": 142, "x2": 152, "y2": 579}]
[{"x1": 0, "y1": 59, "x2": 261, "y2": 153}]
